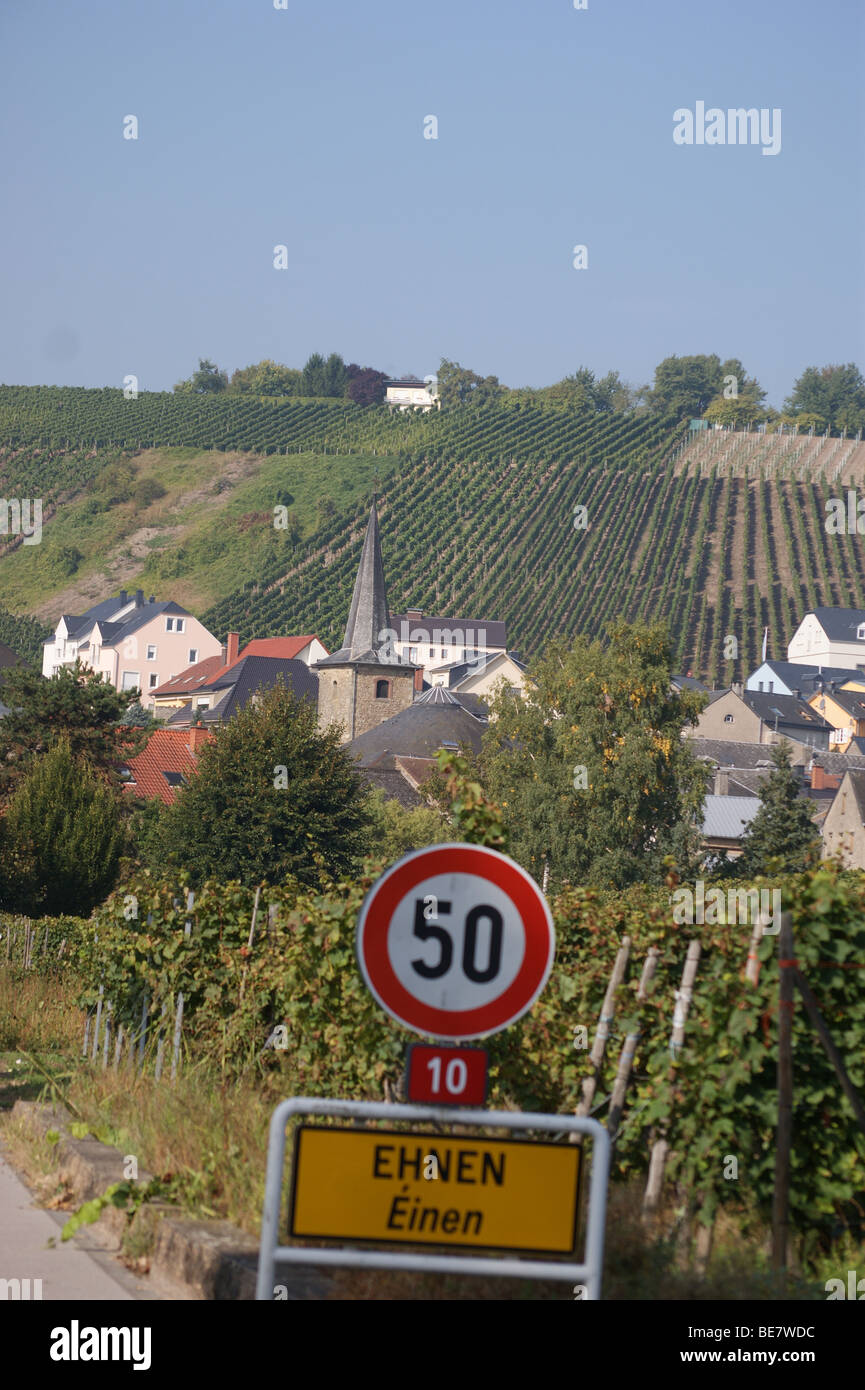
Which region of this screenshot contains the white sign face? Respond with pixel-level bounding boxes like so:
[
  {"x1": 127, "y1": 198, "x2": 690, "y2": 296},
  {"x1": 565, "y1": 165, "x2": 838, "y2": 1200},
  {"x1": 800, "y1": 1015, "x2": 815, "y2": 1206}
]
[{"x1": 356, "y1": 844, "x2": 555, "y2": 1039}]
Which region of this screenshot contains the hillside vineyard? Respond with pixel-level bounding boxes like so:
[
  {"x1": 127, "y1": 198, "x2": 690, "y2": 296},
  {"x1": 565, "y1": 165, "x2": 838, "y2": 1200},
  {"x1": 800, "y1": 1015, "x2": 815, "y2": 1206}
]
[{"x1": 3, "y1": 386, "x2": 865, "y2": 682}]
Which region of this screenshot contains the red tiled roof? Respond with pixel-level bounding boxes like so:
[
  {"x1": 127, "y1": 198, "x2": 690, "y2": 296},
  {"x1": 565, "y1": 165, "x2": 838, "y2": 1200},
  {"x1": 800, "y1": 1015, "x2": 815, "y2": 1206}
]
[
  {"x1": 150, "y1": 655, "x2": 226, "y2": 697},
  {"x1": 199, "y1": 636, "x2": 323, "y2": 686},
  {"x1": 122, "y1": 727, "x2": 212, "y2": 804}
]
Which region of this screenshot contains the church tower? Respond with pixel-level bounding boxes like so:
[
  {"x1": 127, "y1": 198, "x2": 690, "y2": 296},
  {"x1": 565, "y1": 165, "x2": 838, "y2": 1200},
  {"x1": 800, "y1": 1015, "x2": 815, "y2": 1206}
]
[{"x1": 314, "y1": 501, "x2": 417, "y2": 740}]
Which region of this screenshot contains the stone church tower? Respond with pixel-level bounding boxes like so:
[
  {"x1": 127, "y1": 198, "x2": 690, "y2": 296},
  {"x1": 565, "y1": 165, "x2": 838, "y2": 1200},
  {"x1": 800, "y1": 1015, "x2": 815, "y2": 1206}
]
[{"x1": 314, "y1": 502, "x2": 417, "y2": 740}]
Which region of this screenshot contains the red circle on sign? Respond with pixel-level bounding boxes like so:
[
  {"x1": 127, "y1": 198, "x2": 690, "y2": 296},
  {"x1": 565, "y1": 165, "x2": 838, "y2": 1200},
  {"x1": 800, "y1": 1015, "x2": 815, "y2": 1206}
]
[{"x1": 357, "y1": 844, "x2": 555, "y2": 1039}]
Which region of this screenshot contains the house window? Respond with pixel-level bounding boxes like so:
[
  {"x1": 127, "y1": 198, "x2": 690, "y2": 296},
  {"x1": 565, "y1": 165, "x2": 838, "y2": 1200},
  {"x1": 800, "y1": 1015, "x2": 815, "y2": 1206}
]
[
  {"x1": 149, "y1": 673, "x2": 159, "y2": 689},
  {"x1": 176, "y1": 618, "x2": 185, "y2": 633},
  {"x1": 121, "y1": 671, "x2": 140, "y2": 691},
  {"x1": 166, "y1": 618, "x2": 174, "y2": 631},
  {"x1": 768, "y1": 681, "x2": 774, "y2": 692},
  {"x1": 146, "y1": 644, "x2": 157, "y2": 661},
  {"x1": 376, "y1": 679, "x2": 391, "y2": 699},
  {"x1": 429, "y1": 647, "x2": 435, "y2": 659},
  {"x1": 758, "y1": 681, "x2": 763, "y2": 691},
  {"x1": 188, "y1": 649, "x2": 198, "y2": 664},
  {"x1": 858, "y1": 624, "x2": 865, "y2": 640},
  {"x1": 724, "y1": 714, "x2": 734, "y2": 723},
  {"x1": 409, "y1": 648, "x2": 418, "y2": 662}
]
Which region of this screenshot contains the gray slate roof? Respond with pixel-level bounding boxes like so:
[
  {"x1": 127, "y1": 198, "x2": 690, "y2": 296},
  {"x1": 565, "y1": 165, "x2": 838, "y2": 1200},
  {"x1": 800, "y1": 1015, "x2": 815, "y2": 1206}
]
[
  {"x1": 752, "y1": 660, "x2": 862, "y2": 693},
  {"x1": 742, "y1": 691, "x2": 832, "y2": 732},
  {"x1": 392, "y1": 612, "x2": 507, "y2": 649},
  {"x1": 349, "y1": 693, "x2": 487, "y2": 766},
  {"x1": 807, "y1": 608, "x2": 865, "y2": 642},
  {"x1": 166, "y1": 656, "x2": 317, "y2": 726},
  {"x1": 702, "y1": 794, "x2": 761, "y2": 841}
]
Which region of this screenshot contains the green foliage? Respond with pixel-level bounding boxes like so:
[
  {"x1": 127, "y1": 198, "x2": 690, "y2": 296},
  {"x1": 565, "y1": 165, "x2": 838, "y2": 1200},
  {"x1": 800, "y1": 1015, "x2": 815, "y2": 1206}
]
[
  {"x1": 174, "y1": 359, "x2": 229, "y2": 394},
  {"x1": 159, "y1": 680, "x2": 372, "y2": 887},
  {"x1": 363, "y1": 786, "x2": 453, "y2": 862},
  {"x1": 229, "y1": 360, "x2": 302, "y2": 397},
  {"x1": 436, "y1": 357, "x2": 503, "y2": 409},
  {"x1": 301, "y1": 352, "x2": 347, "y2": 398},
  {"x1": 785, "y1": 364, "x2": 865, "y2": 435},
  {"x1": 131, "y1": 477, "x2": 166, "y2": 507},
  {"x1": 77, "y1": 860, "x2": 865, "y2": 1262},
  {"x1": 0, "y1": 737, "x2": 126, "y2": 915},
  {"x1": 479, "y1": 622, "x2": 709, "y2": 890},
  {"x1": 0, "y1": 660, "x2": 147, "y2": 795},
  {"x1": 738, "y1": 742, "x2": 821, "y2": 876},
  {"x1": 0, "y1": 606, "x2": 48, "y2": 668},
  {"x1": 649, "y1": 353, "x2": 764, "y2": 421}
]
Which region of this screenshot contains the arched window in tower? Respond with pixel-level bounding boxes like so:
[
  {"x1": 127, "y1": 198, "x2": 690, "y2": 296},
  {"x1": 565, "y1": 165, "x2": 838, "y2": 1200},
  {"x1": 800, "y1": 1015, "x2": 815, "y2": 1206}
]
[{"x1": 376, "y1": 679, "x2": 391, "y2": 700}]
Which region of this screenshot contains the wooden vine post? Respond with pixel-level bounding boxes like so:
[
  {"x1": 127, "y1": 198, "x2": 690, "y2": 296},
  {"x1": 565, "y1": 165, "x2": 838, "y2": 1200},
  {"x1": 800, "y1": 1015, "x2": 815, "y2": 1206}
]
[
  {"x1": 643, "y1": 939, "x2": 701, "y2": 1217},
  {"x1": 772, "y1": 912, "x2": 794, "y2": 1274},
  {"x1": 575, "y1": 935, "x2": 631, "y2": 1130}
]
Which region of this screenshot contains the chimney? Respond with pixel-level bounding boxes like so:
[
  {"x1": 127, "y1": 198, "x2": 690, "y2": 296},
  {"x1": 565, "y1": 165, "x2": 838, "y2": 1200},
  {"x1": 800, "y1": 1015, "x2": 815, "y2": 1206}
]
[
  {"x1": 148, "y1": 594, "x2": 155, "y2": 605},
  {"x1": 732, "y1": 681, "x2": 743, "y2": 697},
  {"x1": 188, "y1": 723, "x2": 209, "y2": 754},
  {"x1": 135, "y1": 588, "x2": 144, "y2": 607},
  {"x1": 226, "y1": 632, "x2": 240, "y2": 666},
  {"x1": 119, "y1": 590, "x2": 128, "y2": 607},
  {"x1": 793, "y1": 688, "x2": 801, "y2": 700},
  {"x1": 714, "y1": 769, "x2": 729, "y2": 795},
  {"x1": 414, "y1": 667, "x2": 424, "y2": 694}
]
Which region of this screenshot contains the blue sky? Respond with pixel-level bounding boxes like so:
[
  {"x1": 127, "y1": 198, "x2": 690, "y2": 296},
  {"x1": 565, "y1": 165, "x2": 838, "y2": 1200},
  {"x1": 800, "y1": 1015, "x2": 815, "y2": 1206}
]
[{"x1": 1, "y1": 0, "x2": 862, "y2": 408}]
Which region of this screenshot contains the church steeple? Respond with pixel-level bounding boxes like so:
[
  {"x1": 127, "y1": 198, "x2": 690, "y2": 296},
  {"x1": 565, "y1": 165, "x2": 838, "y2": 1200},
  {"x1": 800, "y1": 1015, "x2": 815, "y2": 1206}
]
[
  {"x1": 340, "y1": 499, "x2": 390, "y2": 661},
  {"x1": 318, "y1": 501, "x2": 409, "y2": 665},
  {"x1": 313, "y1": 499, "x2": 418, "y2": 741}
]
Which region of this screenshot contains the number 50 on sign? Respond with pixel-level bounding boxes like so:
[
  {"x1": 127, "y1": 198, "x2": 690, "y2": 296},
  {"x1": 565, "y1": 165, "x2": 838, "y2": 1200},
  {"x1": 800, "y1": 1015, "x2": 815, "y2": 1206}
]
[{"x1": 356, "y1": 844, "x2": 555, "y2": 1040}]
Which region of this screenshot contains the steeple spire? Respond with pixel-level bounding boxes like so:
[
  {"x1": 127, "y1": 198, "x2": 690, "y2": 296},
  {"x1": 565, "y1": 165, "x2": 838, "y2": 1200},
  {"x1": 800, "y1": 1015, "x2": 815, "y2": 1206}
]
[
  {"x1": 341, "y1": 500, "x2": 390, "y2": 659},
  {"x1": 317, "y1": 500, "x2": 404, "y2": 665}
]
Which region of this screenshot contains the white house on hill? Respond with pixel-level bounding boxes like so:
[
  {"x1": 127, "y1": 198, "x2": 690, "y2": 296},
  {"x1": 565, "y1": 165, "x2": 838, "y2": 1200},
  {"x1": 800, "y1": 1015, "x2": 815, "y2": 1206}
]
[{"x1": 788, "y1": 609, "x2": 865, "y2": 671}]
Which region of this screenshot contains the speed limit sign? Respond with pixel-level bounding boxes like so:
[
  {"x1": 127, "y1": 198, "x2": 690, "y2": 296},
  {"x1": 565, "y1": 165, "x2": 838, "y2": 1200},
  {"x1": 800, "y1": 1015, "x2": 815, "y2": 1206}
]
[{"x1": 356, "y1": 844, "x2": 555, "y2": 1039}]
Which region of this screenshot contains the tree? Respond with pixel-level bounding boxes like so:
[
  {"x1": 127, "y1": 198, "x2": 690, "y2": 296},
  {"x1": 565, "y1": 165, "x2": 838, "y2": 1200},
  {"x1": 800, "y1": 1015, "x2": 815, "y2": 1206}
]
[
  {"x1": 301, "y1": 352, "x2": 347, "y2": 397},
  {"x1": 784, "y1": 363, "x2": 865, "y2": 434},
  {"x1": 648, "y1": 354, "x2": 762, "y2": 420},
  {"x1": 363, "y1": 786, "x2": 453, "y2": 863},
  {"x1": 737, "y1": 741, "x2": 820, "y2": 875},
  {"x1": 477, "y1": 623, "x2": 709, "y2": 891},
  {"x1": 436, "y1": 358, "x2": 504, "y2": 409},
  {"x1": 173, "y1": 359, "x2": 228, "y2": 394},
  {"x1": 0, "y1": 737, "x2": 126, "y2": 915},
  {"x1": 229, "y1": 360, "x2": 302, "y2": 397},
  {"x1": 345, "y1": 364, "x2": 387, "y2": 406},
  {"x1": 0, "y1": 661, "x2": 147, "y2": 795},
  {"x1": 160, "y1": 680, "x2": 372, "y2": 887}
]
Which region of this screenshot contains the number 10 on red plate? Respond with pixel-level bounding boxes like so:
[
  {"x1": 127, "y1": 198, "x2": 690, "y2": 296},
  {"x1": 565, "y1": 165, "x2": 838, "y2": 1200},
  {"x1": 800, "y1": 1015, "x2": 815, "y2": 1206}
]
[{"x1": 405, "y1": 1043, "x2": 488, "y2": 1107}]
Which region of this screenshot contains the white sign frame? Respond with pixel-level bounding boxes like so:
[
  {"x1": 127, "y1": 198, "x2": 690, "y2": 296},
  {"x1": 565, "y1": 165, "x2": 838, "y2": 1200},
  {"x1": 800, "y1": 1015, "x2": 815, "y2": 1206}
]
[{"x1": 256, "y1": 1097, "x2": 610, "y2": 1300}]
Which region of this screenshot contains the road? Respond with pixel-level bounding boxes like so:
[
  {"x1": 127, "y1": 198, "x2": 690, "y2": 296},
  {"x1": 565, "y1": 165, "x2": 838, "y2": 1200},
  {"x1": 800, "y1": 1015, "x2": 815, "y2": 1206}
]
[{"x1": 0, "y1": 1143, "x2": 161, "y2": 1301}]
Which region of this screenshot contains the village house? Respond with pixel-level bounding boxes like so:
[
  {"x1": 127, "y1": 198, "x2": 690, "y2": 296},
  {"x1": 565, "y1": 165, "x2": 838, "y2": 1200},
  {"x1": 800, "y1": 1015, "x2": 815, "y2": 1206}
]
[
  {"x1": 389, "y1": 606, "x2": 507, "y2": 680},
  {"x1": 693, "y1": 687, "x2": 832, "y2": 750},
  {"x1": 384, "y1": 376, "x2": 438, "y2": 411},
  {"x1": 42, "y1": 590, "x2": 222, "y2": 702},
  {"x1": 787, "y1": 608, "x2": 865, "y2": 671},
  {"x1": 821, "y1": 769, "x2": 865, "y2": 869},
  {"x1": 745, "y1": 659, "x2": 862, "y2": 698},
  {"x1": 149, "y1": 632, "x2": 327, "y2": 718},
  {"x1": 120, "y1": 725, "x2": 212, "y2": 805},
  {"x1": 428, "y1": 649, "x2": 527, "y2": 702},
  {"x1": 807, "y1": 684, "x2": 865, "y2": 753}
]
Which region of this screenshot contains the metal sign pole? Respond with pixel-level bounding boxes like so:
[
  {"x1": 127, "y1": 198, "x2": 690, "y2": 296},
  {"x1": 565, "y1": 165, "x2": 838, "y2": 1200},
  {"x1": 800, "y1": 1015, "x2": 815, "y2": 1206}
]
[{"x1": 256, "y1": 1097, "x2": 610, "y2": 1301}]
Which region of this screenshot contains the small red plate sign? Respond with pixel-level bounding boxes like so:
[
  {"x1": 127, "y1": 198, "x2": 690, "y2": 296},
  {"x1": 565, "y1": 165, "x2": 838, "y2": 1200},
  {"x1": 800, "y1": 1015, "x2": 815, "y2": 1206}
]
[{"x1": 405, "y1": 1043, "x2": 488, "y2": 1107}]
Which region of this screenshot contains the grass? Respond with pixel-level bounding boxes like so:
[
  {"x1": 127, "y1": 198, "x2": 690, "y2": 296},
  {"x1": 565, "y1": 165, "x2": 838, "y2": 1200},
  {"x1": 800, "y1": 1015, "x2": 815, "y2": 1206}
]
[
  {"x1": 0, "y1": 965, "x2": 855, "y2": 1300},
  {"x1": 0, "y1": 446, "x2": 400, "y2": 621}
]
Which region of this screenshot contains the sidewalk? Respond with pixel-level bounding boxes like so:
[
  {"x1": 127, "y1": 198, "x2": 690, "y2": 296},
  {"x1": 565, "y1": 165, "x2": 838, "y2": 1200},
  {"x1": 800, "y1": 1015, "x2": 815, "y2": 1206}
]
[{"x1": 0, "y1": 1144, "x2": 159, "y2": 1301}]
